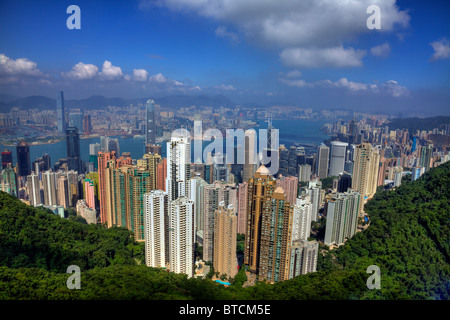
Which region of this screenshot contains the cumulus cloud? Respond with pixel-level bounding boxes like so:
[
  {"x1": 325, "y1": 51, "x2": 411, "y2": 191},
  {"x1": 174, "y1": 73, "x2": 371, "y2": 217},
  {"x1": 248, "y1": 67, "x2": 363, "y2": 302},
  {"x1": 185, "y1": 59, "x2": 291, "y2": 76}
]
[
  {"x1": 62, "y1": 62, "x2": 98, "y2": 80},
  {"x1": 145, "y1": 0, "x2": 410, "y2": 68},
  {"x1": 99, "y1": 60, "x2": 123, "y2": 80},
  {"x1": 370, "y1": 42, "x2": 391, "y2": 57},
  {"x1": 279, "y1": 71, "x2": 408, "y2": 97},
  {"x1": 430, "y1": 38, "x2": 450, "y2": 61},
  {"x1": 149, "y1": 73, "x2": 167, "y2": 83},
  {"x1": 0, "y1": 53, "x2": 43, "y2": 77},
  {"x1": 280, "y1": 46, "x2": 366, "y2": 68},
  {"x1": 132, "y1": 68, "x2": 149, "y2": 82}
]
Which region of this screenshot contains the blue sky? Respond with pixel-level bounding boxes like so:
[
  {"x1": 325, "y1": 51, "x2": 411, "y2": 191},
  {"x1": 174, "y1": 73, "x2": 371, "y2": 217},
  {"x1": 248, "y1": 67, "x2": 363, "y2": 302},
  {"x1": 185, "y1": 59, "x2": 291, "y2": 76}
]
[{"x1": 0, "y1": 0, "x2": 449, "y2": 116}]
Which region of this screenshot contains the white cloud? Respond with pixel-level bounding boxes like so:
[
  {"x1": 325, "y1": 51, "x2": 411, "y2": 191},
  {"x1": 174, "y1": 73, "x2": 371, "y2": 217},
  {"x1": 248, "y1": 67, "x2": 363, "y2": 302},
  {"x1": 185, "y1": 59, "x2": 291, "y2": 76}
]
[
  {"x1": 132, "y1": 68, "x2": 149, "y2": 82},
  {"x1": 215, "y1": 26, "x2": 239, "y2": 44},
  {"x1": 99, "y1": 60, "x2": 123, "y2": 80},
  {"x1": 214, "y1": 84, "x2": 236, "y2": 91},
  {"x1": 370, "y1": 42, "x2": 391, "y2": 57},
  {"x1": 62, "y1": 62, "x2": 98, "y2": 80},
  {"x1": 146, "y1": 0, "x2": 410, "y2": 68},
  {"x1": 280, "y1": 46, "x2": 366, "y2": 68},
  {"x1": 149, "y1": 73, "x2": 167, "y2": 83},
  {"x1": 430, "y1": 38, "x2": 450, "y2": 61},
  {"x1": 0, "y1": 53, "x2": 43, "y2": 77},
  {"x1": 279, "y1": 72, "x2": 408, "y2": 97}
]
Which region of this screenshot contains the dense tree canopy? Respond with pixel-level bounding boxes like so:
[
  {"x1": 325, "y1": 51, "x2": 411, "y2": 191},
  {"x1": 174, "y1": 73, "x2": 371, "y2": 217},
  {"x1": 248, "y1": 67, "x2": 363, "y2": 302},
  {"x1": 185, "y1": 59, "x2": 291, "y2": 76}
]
[{"x1": 0, "y1": 161, "x2": 449, "y2": 299}]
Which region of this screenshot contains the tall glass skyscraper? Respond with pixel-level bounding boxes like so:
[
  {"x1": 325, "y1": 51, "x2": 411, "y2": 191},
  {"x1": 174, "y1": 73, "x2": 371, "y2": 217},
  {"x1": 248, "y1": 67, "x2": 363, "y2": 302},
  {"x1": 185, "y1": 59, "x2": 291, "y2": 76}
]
[
  {"x1": 16, "y1": 141, "x2": 31, "y2": 177},
  {"x1": 146, "y1": 99, "x2": 156, "y2": 145},
  {"x1": 66, "y1": 127, "x2": 81, "y2": 172},
  {"x1": 57, "y1": 91, "x2": 66, "y2": 134}
]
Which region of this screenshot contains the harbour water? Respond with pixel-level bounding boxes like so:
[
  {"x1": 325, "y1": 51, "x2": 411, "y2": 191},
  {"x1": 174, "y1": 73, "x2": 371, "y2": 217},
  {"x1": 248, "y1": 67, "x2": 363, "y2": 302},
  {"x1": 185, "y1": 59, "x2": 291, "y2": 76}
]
[{"x1": 1, "y1": 119, "x2": 330, "y2": 167}]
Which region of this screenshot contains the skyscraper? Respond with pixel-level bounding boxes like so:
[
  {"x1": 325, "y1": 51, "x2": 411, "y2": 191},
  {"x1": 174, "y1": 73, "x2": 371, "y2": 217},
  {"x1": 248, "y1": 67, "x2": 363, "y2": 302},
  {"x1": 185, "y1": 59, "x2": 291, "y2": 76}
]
[
  {"x1": 146, "y1": 99, "x2": 156, "y2": 145},
  {"x1": 42, "y1": 170, "x2": 57, "y2": 206},
  {"x1": 298, "y1": 164, "x2": 311, "y2": 182},
  {"x1": 324, "y1": 190, "x2": 361, "y2": 247},
  {"x1": 276, "y1": 175, "x2": 298, "y2": 204},
  {"x1": 56, "y1": 91, "x2": 66, "y2": 134},
  {"x1": 169, "y1": 197, "x2": 195, "y2": 278},
  {"x1": 144, "y1": 190, "x2": 169, "y2": 269},
  {"x1": 1, "y1": 165, "x2": 18, "y2": 197},
  {"x1": 83, "y1": 114, "x2": 92, "y2": 134},
  {"x1": 1, "y1": 149, "x2": 12, "y2": 169},
  {"x1": 237, "y1": 182, "x2": 248, "y2": 235},
  {"x1": 328, "y1": 141, "x2": 348, "y2": 177},
  {"x1": 352, "y1": 143, "x2": 380, "y2": 211},
  {"x1": 16, "y1": 141, "x2": 31, "y2": 177},
  {"x1": 258, "y1": 187, "x2": 293, "y2": 283},
  {"x1": 292, "y1": 195, "x2": 312, "y2": 242},
  {"x1": 316, "y1": 144, "x2": 329, "y2": 179},
  {"x1": 243, "y1": 130, "x2": 257, "y2": 183},
  {"x1": 26, "y1": 172, "x2": 41, "y2": 206},
  {"x1": 98, "y1": 151, "x2": 117, "y2": 224},
  {"x1": 214, "y1": 202, "x2": 238, "y2": 279},
  {"x1": 166, "y1": 134, "x2": 191, "y2": 201},
  {"x1": 244, "y1": 164, "x2": 277, "y2": 274},
  {"x1": 66, "y1": 127, "x2": 81, "y2": 173},
  {"x1": 69, "y1": 112, "x2": 84, "y2": 134},
  {"x1": 289, "y1": 240, "x2": 318, "y2": 278}
]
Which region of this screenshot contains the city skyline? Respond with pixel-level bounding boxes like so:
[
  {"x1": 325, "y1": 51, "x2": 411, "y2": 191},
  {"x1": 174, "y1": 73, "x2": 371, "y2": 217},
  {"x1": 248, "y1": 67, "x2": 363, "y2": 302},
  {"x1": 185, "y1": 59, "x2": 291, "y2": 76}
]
[{"x1": 0, "y1": 1, "x2": 449, "y2": 116}]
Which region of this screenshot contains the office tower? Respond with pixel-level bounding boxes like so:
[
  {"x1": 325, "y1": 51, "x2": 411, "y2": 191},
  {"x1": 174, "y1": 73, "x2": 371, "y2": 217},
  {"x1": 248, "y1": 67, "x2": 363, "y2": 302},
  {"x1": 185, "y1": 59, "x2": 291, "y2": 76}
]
[
  {"x1": 83, "y1": 114, "x2": 92, "y2": 134},
  {"x1": 56, "y1": 91, "x2": 66, "y2": 134},
  {"x1": 212, "y1": 153, "x2": 230, "y2": 182},
  {"x1": 258, "y1": 187, "x2": 293, "y2": 283},
  {"x1": 89, "y1": 143, "x2": 100, "y2": 170},
  {"x1": 276, "y1": 175, "x2": 298, "y2": 204},
  {"x1": 137, "y1": 153, "x2": 162, "y2": 190},
  {"x1": 16, "y1": 141, "x2": 31, "y2": 177},
  {"x1": 214, "y1": 202, "x2": 238, "y2": 279},
  {"x1": 1, "y1": 165, "x2": 18, "y2": 197},
  {"x1": 42, "y1": 170, "x2": 57, "y2": 206},
  {"x1": 328, "y1": 141, "x2": 348, "y2": 177},
  {"x1": 189, "y1": 176, "x2": 207, "y2": 238},
  {"x1": 316, "y1": 144, "x2": 329, "y2": 179},
  {"x1": 166, "y1": 134, "x2": 191, "y2": 201},
  {"x1": 1, "y1": 149, "x2": 12, "y2": 169},
  {"x1": 278, "y1": 145, "x2": 289, "y2": 177},
  {"x1": 26, "y1": 172, "x2": 41, "y2": 206},
  {"x1": 306, "y1": 184, "x2": 320, "y2": 222},
  {"x1": 243, "y1": 130, "x2": 257, "y2": 183},
  {"x1": 66, "y1": 170, "x2": 79, "y2": 208},
  {"x1": 66, "y1": 127, "x2": 81, "y2": 173},
  {"x1": 169, "y1": 197, "x2": 195, "y2": 278},
  {"x1": 393, "y1": 166, "x2": 403, "y2": 187},
  {"x1": 84, "y1": 178, "x2": 96, "y2": 210},
  {"x1": 324, "y1": 190, "x2": 361, "y2": 247},
  {"x1": 298, "y1": 164, "x2": 311, "y2": 182},
  {"x1": 144, "y1": 190, "x2": 169, "y2": 269},
  {"x1": 352, "y1": 143, "x2": 380, "y2": 211},
  {"x1": 292, "y1": 195, "x2": 312, "y2": 242},
  {"x1": 203, "y1": 181, "x2": 237, "y2": 263},
  {"x1": 244, "y1": 165, "x2": 277, "y2": 274},
  {"x1": 289, "y1": 239, "x2": 318, "y2": 278},
  {"x1": 337, "y1": 173, "x2": 352, "y2": 193},
  {"x1": 157, "y1": 158, "x2": 167, "y2": 191},
  {"x1": 146, "y1": 99, "x2": 156, "y2": 145},
  {"x1": 108, "y1": 138, "x2": 120, "y2": 157},
  {"x1": 344, "y1": 161, "x2": 354, "y2": 175},
  {"x1": 422, "y1": 143, "x2": 434, "y2": 172},
  {"x1": 98, "y1": 151, "x2": 117, "y2": 224},
  {"x1": 100, "y1": 136, "x2": 109, "y2": 152},
  {"x1": 237, "y1": 182, "x2": 248, "y2": 235},
  {"x1": 69, "y1": 112, "x2": 84, "y2": 134}
]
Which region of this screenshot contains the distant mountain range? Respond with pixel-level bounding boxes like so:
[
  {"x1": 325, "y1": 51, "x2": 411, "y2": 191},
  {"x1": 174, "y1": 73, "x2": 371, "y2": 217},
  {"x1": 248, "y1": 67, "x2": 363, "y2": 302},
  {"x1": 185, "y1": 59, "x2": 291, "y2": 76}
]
[
  {"x1": 0, "y1": 94, "x2": 235, "y2": 112},
  {"x1": 387, "y1": 116, "x2": 450, "y2": 132}
]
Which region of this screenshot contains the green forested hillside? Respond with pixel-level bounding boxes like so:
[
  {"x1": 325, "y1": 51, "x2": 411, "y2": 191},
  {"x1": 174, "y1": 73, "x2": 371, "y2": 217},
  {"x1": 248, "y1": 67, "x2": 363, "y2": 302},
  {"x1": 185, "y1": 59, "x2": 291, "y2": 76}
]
[{"x1": 0, "y1": 161, "x2": 449, "y2": 300}]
